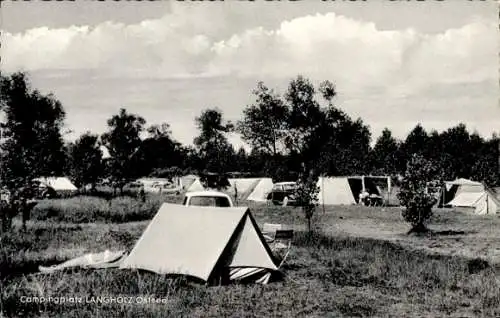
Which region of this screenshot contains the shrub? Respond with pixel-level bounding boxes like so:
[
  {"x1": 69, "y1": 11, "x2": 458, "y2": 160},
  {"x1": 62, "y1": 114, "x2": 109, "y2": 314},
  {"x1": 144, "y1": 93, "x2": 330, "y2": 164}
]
[{"x1": 398, "y1": 154, "x2": 437, "y2": 233}]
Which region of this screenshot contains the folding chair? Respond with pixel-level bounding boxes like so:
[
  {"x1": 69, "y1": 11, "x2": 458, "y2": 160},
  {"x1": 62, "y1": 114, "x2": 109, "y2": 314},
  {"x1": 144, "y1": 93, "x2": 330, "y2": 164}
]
[
  {"x1": 273, "y1": 229, "x2": 294, "y2": 267},
  {"x1": 262, "y1": 223, "x2": 293, "y2": 267},
  {"x1": 262, "y1": 223, "x2": 283, "y2": 243}
]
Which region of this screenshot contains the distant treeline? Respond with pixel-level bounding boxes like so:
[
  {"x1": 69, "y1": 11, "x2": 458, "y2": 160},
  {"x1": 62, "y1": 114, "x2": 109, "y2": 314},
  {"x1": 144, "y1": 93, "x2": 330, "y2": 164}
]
[{"x1": 1, "y1": 72, "x2": 498, "y2": 190}]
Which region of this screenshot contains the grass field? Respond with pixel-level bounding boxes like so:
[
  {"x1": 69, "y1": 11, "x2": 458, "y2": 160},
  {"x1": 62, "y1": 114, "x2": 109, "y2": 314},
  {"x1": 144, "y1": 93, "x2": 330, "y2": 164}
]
[{"x1": 1, "y1": 195, "x2": 500, "y2": 317}]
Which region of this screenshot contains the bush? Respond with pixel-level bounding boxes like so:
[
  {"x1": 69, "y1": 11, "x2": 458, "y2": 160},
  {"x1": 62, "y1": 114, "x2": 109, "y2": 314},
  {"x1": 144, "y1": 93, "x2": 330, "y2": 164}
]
[{"x1": 398, "y1": 154, "x2": 437, "y2": 233}]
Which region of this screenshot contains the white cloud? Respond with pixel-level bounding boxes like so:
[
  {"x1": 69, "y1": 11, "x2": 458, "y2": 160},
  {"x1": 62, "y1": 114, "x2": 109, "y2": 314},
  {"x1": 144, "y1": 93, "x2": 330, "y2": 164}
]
[
  {"x1": 1, "y1": 11, "x2": 496, "y2": 85},
  {"x1": 1, "y1": 10, "x2": 497, "y2": 144}
]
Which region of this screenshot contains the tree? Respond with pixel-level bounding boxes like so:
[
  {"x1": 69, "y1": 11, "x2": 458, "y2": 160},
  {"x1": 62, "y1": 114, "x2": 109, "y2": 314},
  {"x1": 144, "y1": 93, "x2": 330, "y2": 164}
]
[
  {"x1": 0, "y1": 72, "x2": 67, "y2": 188},
  {"x1": 135, "y1": 123, "x2": 185, "y2": 176},
  {"x1": 101, "y1": 108, "x2": 145, "y2": 192},
  {"x1": 238, "y1": 82, "x2": 289, "y2": 156},
  {"x1": 402, "y1": 124, "x2": 429, "y2": 159},
  {"x1": 471, "y1": 136, "x2": 499, "y2": 187},
  {"x1": 398, "y1": 154, "x2": 437, "y2": 234},
  {"x1": 437, "y1": 123, "x2": 472, "y2": 180},
  {"x1": 68, "y1": 133, "x2": 104, "y2": 190},
  {"x1": 371, "y1": 128, "x2": 401, "y2": 175},
  {"x1": 295, "y1": 169, "x2": 320, "y2": 232},
  {"x1": 234, "y1": 147, "x2": 249, "y2": 172},
  {"x1": 193, "y1": 108, "x2": 235, "y2": 174},
  {"x1": 283, "y1": 76, "x2": 327, "y2": 231}
]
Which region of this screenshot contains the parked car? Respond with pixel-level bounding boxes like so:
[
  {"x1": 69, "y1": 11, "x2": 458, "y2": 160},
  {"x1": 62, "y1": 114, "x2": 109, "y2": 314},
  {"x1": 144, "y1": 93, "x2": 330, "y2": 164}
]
[
  {"x1": 183, "y1": 191, "x2": 234, "y2": 207},
  {"x1": 151, "y1": 183, "x2": 181, "y2": 195},
  {"x1": 31, "y1": 180, "x2": 58, "y2": 199},
  {"x1": 267, "y1": 182, "x2": 298, "y2": 206}
]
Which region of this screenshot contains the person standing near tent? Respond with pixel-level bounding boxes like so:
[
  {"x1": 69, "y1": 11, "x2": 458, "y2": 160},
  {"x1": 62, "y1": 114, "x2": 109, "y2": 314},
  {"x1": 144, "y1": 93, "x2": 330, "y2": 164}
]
[
  {"x1": 139, "y1": 185, "x2": 146, "y2": 203},
  {"x1": 359, "y1": 190, "x2": 369, "y2": 206}
]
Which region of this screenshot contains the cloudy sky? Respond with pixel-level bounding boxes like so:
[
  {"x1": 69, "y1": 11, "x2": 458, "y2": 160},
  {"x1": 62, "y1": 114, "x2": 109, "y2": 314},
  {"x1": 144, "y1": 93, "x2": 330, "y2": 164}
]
[{"x1": 1, "y1": 1, "x2": 498, "y2": 147}]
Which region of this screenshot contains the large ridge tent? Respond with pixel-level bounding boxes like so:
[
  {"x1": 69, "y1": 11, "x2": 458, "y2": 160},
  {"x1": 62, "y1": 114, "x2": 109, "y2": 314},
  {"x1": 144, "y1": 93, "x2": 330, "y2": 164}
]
[
  {"x1": 120, "y1": 203, "x2": 279, "y2": 284},
  {"x1": 317, "y1": 177, "x2": 357, "y2": 205},
  {"x1": 439, "y1": 178, "x2": 484, "y2": 207},
  {"x1": 443, "y1": 179, "x2": 499, "y2": 215},
  {"x1": 33, "y1": 177, "x2": 78, "y2": 192},
  {"x1": 316, "y1": 176, "x2": 387, "y2": 205},
  {"x1": 247, "y1": 178, "x2": 274, "y2": 202}
]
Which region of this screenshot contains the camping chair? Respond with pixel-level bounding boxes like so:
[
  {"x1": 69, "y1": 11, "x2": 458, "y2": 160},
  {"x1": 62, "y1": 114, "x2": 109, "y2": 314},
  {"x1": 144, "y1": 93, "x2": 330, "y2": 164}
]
[
  {"x1": 262, "y1": 223, "x2": 283, "y2": 242},
  {"x1": 262, "y1": 223, "x2": 294, "y2": 267}
]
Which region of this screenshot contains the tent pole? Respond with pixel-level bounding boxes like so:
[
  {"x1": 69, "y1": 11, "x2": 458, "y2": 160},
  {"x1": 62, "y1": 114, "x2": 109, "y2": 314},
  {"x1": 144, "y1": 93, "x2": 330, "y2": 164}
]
[
  {"x1": 486, "y1": 191, "x2": 489, "y2": 214},
  {"x1": 322, "y1": 176, "x2": 325, "y2": 214},
  {"x1": 386, "y1": 176, "x2": 391, "y2": 207}
]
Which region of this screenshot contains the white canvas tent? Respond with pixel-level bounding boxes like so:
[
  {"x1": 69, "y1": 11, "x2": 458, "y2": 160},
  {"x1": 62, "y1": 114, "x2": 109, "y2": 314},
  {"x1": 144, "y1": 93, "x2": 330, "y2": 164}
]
[
  {"x1": 187, "y1": 178, "x2": 205, "y2": 192},
  {"x1": 120, "y1": 203, "x2": 279, "y2": 284},
  {"x1": 316, "y1": 177, "x2": 357, "y2": 205},
  {"x1": 446, "y1": 178, "x2": 484, "y2": 197},
  {"x1": 34, "y1": 177, "x2": 77, "y2": 192},
  {"x1": 180, "y1": 175, "x2": 198, "y2": 190},
  {"x1": 445, "y1": 179, "x2": 500, "y2": 215},
  {"x1": 247, "y1": 178, "x2": 274, "y2": 202}
]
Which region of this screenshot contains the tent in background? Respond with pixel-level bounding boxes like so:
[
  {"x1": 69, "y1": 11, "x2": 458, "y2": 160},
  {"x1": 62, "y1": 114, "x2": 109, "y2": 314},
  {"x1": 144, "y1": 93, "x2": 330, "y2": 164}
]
[
  {"x1": 186, "y1": 178, "x2": 205, "y2": 192},
  {"x1": 316, "y1": 177, "x2": 357, "y2": 205},
  {"x1": 34, "y1": 177, "x2": 78, "y2": 192},
  {"x1": 316, "y1": 177, "x2": 384, "y2": 205},
  {"x1": 186, "y1": 178, "x2": 262, "y2": 201},
  {"x1": 444, "y1": 179, "x2": 500, "y2": 215},
  {"x1": 439, "y1": 178, "x2": 485, "y2": 207},
  {"x1": 180, "y1": 175, "x2": 198, "y2": 190},
  {"x1": 247, "y1": 178, "x2": 274, "y2": 202},
  {"x1": 227, "y1": 178, "x2": 261, "y2": 200},
  {"x1": 120, "y1": 203, "x2": 279, "y2": 284}
]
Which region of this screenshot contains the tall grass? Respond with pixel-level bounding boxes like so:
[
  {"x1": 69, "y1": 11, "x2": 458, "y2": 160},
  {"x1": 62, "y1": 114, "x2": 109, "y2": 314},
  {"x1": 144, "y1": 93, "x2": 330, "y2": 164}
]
[
  {"x1": 31, "y1": 194, "x2": 182, "y2": 223},
  {"x1": 2, "y1": 225, "x2": 499, "y2": 317}
]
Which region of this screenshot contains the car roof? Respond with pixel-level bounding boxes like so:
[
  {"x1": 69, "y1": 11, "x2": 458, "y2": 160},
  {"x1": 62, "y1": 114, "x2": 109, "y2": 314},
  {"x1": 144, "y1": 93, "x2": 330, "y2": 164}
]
[{"x1": 185, "y1": 191, "x2": 232, "y2": 198}]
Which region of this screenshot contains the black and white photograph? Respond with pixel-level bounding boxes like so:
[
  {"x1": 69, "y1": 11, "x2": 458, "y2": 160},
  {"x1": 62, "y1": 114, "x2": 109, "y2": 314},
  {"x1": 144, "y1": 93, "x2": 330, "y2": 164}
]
[{"x1": 0, "y1": 0, "x2": 499, "y2": 316}]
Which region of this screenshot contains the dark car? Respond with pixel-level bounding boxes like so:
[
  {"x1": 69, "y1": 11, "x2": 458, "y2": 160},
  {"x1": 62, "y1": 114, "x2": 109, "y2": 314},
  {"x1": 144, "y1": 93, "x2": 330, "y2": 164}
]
[
  {"x1": 31, "y1": 181, "x2": 58, "y2": 199},
  {"x1": 267, "y1": 182, "x2": 298, "y2": 206}
]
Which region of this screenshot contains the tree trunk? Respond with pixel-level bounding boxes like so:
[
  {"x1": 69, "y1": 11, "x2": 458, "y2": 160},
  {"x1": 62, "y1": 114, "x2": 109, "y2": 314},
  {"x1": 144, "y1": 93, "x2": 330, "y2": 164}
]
[{"x1": 408, "y1": 222, "x2": 429, "y2": 235}]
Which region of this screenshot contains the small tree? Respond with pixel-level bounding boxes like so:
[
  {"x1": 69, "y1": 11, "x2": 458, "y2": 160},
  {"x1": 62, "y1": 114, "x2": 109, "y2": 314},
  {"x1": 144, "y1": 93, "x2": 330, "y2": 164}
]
[
  {"x1": 398, "y1": 154, "x2": 437, "y2": 234},
  {"x1": 101, "y1": 108, "x2": 146, "y2": 194},
  {"x1": 295, "y1": 167, "x2": 320, "y2": 232},
  {"x1": 69, "y1": 133, "x2": 104, "y2": 191}
]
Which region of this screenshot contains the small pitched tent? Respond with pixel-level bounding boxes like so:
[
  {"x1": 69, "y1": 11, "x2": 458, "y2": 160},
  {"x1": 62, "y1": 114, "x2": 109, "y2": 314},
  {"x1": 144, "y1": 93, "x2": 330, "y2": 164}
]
[
  {"x1": 227, "y1": 178, "x2": 261, "y2": 200},
  {"x1": 34, "y1": 177, "x2": 78, "y2": 192},
  {"x1": 187, "y1": 178, "x2": 205, "y2": 192},
  {"x1": 247, "y1": 178, "x2": 274, "y2": 202},
  {"x1": 120, "y1": 203, "x2": 279, "y2": 284},
  {"x1": 180, "y1": 175, "x2": 198, "y2": 190}
]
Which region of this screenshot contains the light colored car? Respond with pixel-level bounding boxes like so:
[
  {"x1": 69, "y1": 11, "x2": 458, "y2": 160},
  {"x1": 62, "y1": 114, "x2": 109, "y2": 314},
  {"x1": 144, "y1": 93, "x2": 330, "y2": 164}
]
[{"x1": 182, "y1": 191, "x2": 234, "y2": 207}]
